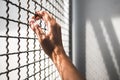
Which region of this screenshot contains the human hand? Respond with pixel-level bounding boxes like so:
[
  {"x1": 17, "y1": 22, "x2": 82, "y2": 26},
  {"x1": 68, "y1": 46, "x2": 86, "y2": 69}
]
[
  {"x1": 29, "y1": 11, "x2": 63, "y2": 58},
  {"x1": 29, "y1": 11, "x2": 85, "y2": 80}
]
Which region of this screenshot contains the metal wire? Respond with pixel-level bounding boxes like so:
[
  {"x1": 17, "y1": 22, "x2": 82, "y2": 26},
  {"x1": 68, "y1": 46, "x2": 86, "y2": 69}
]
[
  {"x1": 26, "y1": 0, "x2": 30, "y2": 79},
  {"x1": 33, "y1": 1, "x2": 37, "y2": 80},
  {"x1": 5, "y1": 0, "x2": 10, "y2": 79},
  {"x1": 0, "y1": 0, "x2": 71, "y2": 80}
]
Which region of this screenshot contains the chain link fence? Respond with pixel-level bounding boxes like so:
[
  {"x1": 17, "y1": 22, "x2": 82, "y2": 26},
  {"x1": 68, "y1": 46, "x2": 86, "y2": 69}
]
[{"x1": 0, "y1": 0, "x2": 71, "y2": 80}]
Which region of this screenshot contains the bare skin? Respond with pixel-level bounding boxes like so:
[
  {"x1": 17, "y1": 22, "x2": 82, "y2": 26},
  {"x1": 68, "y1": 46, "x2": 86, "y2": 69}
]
[{"x1": 29, "y1": 11, "x2": 85, "y2": 80}]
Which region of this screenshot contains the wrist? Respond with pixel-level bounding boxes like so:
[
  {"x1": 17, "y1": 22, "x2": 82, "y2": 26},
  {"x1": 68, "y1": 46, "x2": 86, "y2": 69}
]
[
  {"x1": 54, "y1": 46, "x2": 64, "y2": 54},
  {"x1": 51, "y1": 45, "x2": 66, "y2": 63}
]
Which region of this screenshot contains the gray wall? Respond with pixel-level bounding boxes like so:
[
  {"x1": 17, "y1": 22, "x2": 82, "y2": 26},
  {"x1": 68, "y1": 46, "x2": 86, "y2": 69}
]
[
  {"x1": 72, "y1": 0, "x2": 120, "y2": 80},
  {"x1": 72, "y1": 0, "x2": 86, "y2": 77}
]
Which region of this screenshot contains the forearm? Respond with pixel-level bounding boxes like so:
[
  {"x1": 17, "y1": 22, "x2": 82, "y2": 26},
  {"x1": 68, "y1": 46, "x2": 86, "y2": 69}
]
[
  {"x1": 29, "y1": 11, "x2": 84, "y2": 80},
  {"x1": 51, "y1": 46, "x2": 84, "y2": 80}
]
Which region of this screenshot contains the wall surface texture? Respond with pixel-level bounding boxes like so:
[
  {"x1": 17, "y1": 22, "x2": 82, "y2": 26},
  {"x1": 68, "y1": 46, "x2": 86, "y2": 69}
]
[{"x1": 72, "y1": 0, "x2": 120, "y2": 80}]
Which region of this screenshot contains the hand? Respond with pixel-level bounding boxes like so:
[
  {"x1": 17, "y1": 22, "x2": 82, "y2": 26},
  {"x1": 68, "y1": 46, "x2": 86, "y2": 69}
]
[
  {"x1": 29, "y1": 11, "x2": 63, "y2": 58},
  {"x1": 29, "y1": 11, "x2": 85, "y2": 80}
]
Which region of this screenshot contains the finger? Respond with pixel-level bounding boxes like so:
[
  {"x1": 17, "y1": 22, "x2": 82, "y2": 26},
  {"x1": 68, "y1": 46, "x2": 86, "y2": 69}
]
[
  {"x1": 34, "y1": 11, "x2": 44, "y2": 20},
  {"x1": 32, "y1": 11, "x2": 54, "y2": 23},
  {"x1": 30, "y1": 21, "x2": 46, "y2": 42},
  {"x1": 35, "y1": 11, "x2": 55, "y2": 34},
  {"x1": 29, "y1": 17, "x2": 44, "y2": 34},
  {"x1": 34, "y1": 25, "x2": 45, "y2": 42},
  {"x1": 35, "y1": 11, "x2": 53, "y2": 25},
  {"x1": 29, "y1": 18, "x2": 36, "y2": 31}
]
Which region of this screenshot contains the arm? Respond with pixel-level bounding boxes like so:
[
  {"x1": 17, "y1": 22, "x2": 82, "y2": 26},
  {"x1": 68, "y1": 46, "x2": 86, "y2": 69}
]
[
  {"x1": 52, "y1": 46, "x2": 84, "y2": 80},
  {"x1": 29, "y1": 11, "x2": 85, "y2": 80}
]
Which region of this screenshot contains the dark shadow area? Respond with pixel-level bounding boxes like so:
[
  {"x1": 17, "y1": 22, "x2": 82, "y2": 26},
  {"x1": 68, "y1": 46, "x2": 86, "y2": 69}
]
[
  {"x1": 103, "y1": 18, "x2": 120, "y2": 70},
  {"x1": 91, "y1": 18, "x2": 119, "y2": 80},
  {"x1": 74, "y1": 16, "x2": 86, "y2": 77},
  {"x1": 85, "y1": 0, "x2": 120, "y2": 79},
  {"x1": 73, "y1": 0, "x2": 120, "y2": 79},
  {"x1": 72, "y1": 0, "x2": 86, "y2": 77},
  {"x1": 69, "y1": 0, "x2": 73, "y2": 60}
]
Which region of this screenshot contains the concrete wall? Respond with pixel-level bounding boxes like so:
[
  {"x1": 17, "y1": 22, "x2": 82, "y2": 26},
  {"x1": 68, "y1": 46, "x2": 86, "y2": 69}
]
[{"x1": 72, "y1": 0, "x2": 120, "y2": 80}]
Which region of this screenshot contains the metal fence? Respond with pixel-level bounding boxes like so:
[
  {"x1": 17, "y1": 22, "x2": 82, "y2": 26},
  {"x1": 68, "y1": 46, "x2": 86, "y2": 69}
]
[{"x1": 0, "y1": 0, "x2": 71, "y2": 80}]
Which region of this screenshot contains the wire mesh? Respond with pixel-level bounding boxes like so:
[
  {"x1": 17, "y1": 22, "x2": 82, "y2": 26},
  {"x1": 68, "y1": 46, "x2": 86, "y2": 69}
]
[{"x1": 0, "y1": 0, "x2": 71, "y2": 80}]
